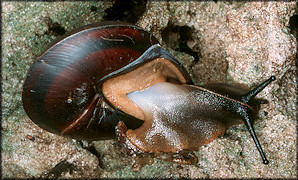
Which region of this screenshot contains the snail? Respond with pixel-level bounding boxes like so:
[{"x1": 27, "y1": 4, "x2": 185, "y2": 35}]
[{"x1": 22, "y1": 21, "x2": 275, "y2": 171}]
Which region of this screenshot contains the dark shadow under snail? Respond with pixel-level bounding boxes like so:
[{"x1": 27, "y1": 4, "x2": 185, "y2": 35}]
[{"x1": 22, "y1": 21, "x2": 275, "y2": 171}]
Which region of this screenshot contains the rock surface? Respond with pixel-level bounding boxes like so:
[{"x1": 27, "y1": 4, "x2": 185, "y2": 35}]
[{"x1": 2, "y1": 1, "x2": 296, "y2": 178}]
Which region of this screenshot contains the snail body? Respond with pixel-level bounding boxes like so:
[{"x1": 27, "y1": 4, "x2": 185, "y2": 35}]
[{"x1": 22, "y1": 21, "x2": 275, "y2": 170}]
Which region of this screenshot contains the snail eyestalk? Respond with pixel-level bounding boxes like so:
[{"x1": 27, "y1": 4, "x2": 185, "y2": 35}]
[
  {"x1": 238, "y1": 76, "x2": 275, "y2": 164},
  {"x1": 240, "y1": 110, "x2": 269, "y2": 164},
  {"x1": 241, "y1": 76, "x2": 276, "y2": 103}
]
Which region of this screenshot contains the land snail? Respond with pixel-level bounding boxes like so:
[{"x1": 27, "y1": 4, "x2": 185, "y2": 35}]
[{"x1": 22, "y1": 21, "x2": 275, "y2": 171}]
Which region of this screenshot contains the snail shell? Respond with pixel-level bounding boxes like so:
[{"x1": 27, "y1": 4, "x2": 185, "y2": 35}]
[{"x1": 22, "y1": 21, "x2": 192, "y2": 140}]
